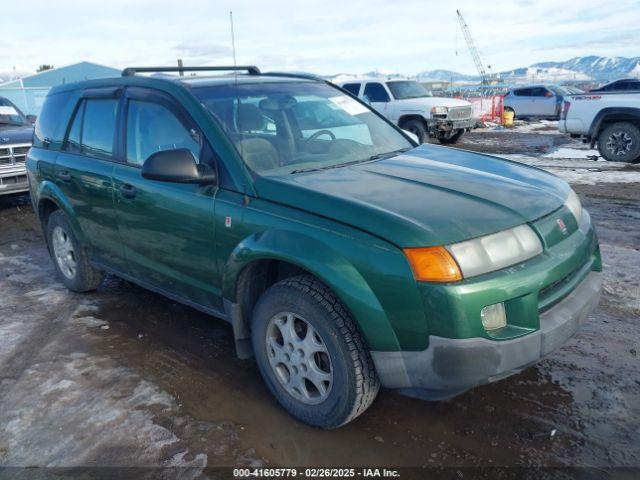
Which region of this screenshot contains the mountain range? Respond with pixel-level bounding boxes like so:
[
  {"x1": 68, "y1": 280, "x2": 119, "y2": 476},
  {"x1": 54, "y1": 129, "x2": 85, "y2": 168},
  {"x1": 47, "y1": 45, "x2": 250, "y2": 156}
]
[{"x1": 333, "y1": 56, "x2": 640, "y2": 84}]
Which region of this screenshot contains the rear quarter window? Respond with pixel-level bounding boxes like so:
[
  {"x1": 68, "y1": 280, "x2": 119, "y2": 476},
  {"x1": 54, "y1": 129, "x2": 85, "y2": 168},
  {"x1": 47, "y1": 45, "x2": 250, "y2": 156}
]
[{"x1": 33, "y1": 90, "x2": 76, "y2": 150}]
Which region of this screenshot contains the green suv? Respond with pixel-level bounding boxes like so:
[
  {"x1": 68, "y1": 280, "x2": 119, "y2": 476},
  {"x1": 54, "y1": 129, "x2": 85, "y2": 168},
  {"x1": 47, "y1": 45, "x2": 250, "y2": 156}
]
[{"x1": 27, "y1": 66, "x2": 602, "y2": 428}]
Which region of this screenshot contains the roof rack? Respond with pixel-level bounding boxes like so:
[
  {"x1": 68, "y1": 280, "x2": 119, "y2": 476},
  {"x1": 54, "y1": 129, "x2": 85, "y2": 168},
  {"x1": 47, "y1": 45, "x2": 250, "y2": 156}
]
[
  {"x1": 121, "y1": 65, "x2": 261, "y2": 77},
  {"x1": 262, "y1": 71, "x2": 326, "y2": 82}
]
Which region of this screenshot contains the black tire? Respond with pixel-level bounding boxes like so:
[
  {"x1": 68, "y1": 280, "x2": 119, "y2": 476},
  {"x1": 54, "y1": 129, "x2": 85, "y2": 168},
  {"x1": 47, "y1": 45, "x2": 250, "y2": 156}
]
[
  {"x1": 46, "y1": 210, "x2": 104, "y2": 292},
  {"x1": 400, "y1": 118, "x2": 428, "y2": 144},
  {"x1": 438, "y1": 129, "x2": 465, "y2": 145},
  {"x1": 597, "y1": 122, "x2": 640, "y2": 163},
  {"x1": 251, "y1": 275, "x2": 380, "y2": 428}
]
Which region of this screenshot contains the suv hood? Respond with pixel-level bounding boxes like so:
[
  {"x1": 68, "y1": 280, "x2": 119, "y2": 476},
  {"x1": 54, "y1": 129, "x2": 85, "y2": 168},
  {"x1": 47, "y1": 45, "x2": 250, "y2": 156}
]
[
  {"x1": 395, "y1": 96, "x2": 471, "y2": 110},
  {"x1": 255, "y1": 145, "x2": 570, "y2": 247},
  {"x1": 0, "y1": 124, "x2": 34, "y2": 144}
]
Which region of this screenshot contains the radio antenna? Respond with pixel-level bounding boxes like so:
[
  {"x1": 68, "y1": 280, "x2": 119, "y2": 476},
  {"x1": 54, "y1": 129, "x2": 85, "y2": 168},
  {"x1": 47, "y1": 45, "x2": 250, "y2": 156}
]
[
  {"x1": 230, "y1": 11, "x2": 238, "y2": 80},
  {"x1": 229, "y1": 10, "x2": 243, "y2": 166}
]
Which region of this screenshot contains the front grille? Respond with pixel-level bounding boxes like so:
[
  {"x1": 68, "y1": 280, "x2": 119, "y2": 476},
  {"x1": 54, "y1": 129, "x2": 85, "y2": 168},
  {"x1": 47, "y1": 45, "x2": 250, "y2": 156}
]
[
  {"x1": 538, "y1": 265, "x2": 585, "y2": 312},
  {"x1": 0, "y1": 143, "x2": 31, "y2": 166},
  {"x1": 448, "y1": 106, "x2": 472, "y2": 121}
]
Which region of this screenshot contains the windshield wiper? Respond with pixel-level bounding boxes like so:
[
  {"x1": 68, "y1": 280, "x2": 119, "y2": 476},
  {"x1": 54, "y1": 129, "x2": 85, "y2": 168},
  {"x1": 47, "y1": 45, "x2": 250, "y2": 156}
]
[
  {"x1": 290, "y1": 167, "x2": 322, "y2": 174},
  {"x1": 290, "y1": 148, "x2": 411, "y2": 175},
  {"x1": 366, "y1": 147, "x2": 412, "y2": 161}
]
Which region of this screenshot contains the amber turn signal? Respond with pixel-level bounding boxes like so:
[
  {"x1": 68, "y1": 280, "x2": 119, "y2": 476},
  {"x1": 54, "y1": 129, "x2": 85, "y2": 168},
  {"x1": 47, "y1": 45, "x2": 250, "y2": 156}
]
[{"x1": 404, "y1": 246, "x2": 463, "y2": 282}]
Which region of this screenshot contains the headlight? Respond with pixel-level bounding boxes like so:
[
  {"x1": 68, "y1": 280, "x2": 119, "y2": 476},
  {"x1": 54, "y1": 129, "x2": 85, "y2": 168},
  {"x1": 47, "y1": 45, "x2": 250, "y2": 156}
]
[
  {"x1": 404, "y1": 224, "x2": 543, "y2": 282},
  {"x1": 431, "y1": 106, "x2": 448, "y2": 115},
  {"x1": 446, "y1": 224, "x2": 543, "y2": 279},
  {"x1": 564, "y1": 190, "x2": 583, "y2": 225}
]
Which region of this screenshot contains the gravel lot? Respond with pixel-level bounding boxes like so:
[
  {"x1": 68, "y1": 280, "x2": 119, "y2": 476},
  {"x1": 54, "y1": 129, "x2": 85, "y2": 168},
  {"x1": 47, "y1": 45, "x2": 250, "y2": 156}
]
[{"x1": 1, "y1": 122, "x2": 638, "y2": 477}]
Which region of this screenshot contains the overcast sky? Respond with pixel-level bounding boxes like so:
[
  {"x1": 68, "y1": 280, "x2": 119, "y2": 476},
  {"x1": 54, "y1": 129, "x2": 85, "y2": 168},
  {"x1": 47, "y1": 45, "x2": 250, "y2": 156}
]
[{"x1": 2, "y1": 0, "x2": 639, "y2": 77}]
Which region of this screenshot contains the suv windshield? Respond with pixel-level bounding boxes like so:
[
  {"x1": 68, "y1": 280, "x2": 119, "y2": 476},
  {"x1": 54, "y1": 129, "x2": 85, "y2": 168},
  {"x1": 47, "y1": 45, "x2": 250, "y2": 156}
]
[
  {"x1": 192, "y1": 81, "x2": 412, "y2": 176},
  {"x1": 0, "y1": 97, "x2": 29, "y2": 126},
  {"x1": 386, "y1": 81, "x2": 432, "y2": 100}
]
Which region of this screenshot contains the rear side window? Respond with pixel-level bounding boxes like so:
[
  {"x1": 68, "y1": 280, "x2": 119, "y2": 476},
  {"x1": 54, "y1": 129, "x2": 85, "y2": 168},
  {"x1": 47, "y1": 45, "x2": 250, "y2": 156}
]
[
  {"x1": 34, "y1": 90, "x2": 75, "y2": 149},
  {"x1": 81, "y1": 99, "x2": 118, "y2": 158},
  {"x1": 530, "y1": 87, "x2": 551, "y2": 97},
  {"x1": 342, "y1": 83, "x2": 361, "y2": 96},
  {"x1": 126, "y1": 99, "x2": 200, "y2": 166},
  {"x1": 363, "y1": 83, "x2": 390, "y2": 102}
]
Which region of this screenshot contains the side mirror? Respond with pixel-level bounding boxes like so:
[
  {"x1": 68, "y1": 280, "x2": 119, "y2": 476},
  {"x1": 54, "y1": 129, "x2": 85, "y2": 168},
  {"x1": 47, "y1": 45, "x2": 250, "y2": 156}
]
[
  {"x1": 141, "y1": 148, "x2": 216, "y2": 184},
  {"x1": 26, "y1": 114, "x2": 37, "y2": 124}
]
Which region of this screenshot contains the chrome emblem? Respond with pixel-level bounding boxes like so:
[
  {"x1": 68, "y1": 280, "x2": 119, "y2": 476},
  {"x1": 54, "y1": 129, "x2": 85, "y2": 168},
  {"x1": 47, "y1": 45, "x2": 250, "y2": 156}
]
[{"x1": 556, "y1": 218, "x2": 568, "y2": 235}]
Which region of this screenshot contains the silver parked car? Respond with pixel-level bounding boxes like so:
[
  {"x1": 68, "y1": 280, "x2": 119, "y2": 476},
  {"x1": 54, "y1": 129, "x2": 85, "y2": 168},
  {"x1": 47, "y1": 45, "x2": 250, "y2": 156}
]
[{"x1": 503, "y1": 85, "x2": 568, "y2": 119}]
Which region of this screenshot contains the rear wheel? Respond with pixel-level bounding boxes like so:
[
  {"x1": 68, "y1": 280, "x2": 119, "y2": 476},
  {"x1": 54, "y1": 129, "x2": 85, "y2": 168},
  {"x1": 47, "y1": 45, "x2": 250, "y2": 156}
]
[
  {"x1": 251, "y1": 275, "x2": 379, "y2": 428},
  {"x1": 597, "y1": 122, "x2": 640, "y2": 163},
  {"x1": 47, "y1": 210, "x2": 104, "y2": 292},
  {"x1": 401, "y1": 118, "x2": 428, "y2": 144}
]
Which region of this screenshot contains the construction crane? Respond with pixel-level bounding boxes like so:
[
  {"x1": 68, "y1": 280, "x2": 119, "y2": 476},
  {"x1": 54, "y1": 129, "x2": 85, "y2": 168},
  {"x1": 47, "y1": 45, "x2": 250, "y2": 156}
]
[{"x1": 456, "y1": 9, "x2": 490, "y2": 86}]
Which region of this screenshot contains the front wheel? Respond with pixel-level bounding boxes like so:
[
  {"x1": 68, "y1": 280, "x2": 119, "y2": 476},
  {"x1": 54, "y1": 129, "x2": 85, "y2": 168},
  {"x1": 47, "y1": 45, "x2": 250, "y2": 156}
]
[
  {"x1": 47, "y1": 210, "x2": 104, "y2": 292},
  {"x1": 438, "y1": 129, "x2": 465, "y2": 145},
  {"x1": 251, "y1": 275, "x2": 380, "y2": 428},
  {"x1": 400, "y1": 118, "x2": 428, "y2": 143},
  {"x1": 597, "y1": 122, "x2": 640, "y2": 163}
]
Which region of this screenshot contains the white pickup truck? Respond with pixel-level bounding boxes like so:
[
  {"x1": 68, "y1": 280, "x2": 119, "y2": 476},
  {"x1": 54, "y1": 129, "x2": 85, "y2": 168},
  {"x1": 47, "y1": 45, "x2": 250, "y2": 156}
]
[
  {"x1": 336, "y1": 79, "x2": 474, "y2": 144},
  {"x1": 559, "y1": 91, "x2": 640, "y2": 163}
]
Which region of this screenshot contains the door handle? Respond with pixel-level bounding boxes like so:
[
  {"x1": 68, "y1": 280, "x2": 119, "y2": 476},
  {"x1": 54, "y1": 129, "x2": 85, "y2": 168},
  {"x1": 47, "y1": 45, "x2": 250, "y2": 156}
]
[
  {"x1": 120, "y1": 183, "x2": 137, "y2": 199},
  {"x1": 57, "y1": 170, "x2": 71, "y2": 182}
]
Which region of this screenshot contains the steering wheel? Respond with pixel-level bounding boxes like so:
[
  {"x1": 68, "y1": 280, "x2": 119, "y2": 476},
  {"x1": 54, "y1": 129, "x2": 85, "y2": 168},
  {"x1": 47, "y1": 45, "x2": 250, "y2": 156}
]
[{"x1": 304, "y1": 129, "x2": 336, "y2": 144}]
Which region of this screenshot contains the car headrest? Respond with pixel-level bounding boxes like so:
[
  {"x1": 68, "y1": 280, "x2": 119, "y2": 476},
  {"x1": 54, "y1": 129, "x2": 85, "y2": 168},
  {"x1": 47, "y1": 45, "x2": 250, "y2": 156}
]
[
  {"x1": 259, "y1": 95, "x2": 297, "y2": 112},
  {"x1": 237, "y1": 104, "x2": 265, "y2": 132}
]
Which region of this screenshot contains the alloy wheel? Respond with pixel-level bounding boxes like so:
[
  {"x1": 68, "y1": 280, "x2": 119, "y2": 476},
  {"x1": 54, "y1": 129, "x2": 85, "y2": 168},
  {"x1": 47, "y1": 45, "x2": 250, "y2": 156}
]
[
  {"x1": 266, "y1": 312, "x2": 333, "y2": 405},
  {"x1": 51, "y1": 226, "x2": 77, "y2": 279},
  {"x1": 606, "y1": 131, "x2": 633, "y2": 157}
]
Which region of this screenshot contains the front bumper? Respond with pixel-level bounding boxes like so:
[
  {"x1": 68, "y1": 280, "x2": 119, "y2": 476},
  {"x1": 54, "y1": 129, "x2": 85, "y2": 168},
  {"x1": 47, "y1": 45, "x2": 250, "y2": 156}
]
[
  {"x1": 427, "y1": 117, "x2": 475, "y2": 134},
  {"x1": 371, "y1": 270, "x2": 602, "y2": 400},
  {"x1": 0, "y1": 164, "x2": 29, "y2": 196}
]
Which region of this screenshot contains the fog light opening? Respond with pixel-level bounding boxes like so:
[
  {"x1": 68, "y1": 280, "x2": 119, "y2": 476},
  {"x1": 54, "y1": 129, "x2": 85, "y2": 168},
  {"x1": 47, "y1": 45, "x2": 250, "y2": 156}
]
[{"x1": 481, "y1": 303, "x2": 507, "y2": 331}]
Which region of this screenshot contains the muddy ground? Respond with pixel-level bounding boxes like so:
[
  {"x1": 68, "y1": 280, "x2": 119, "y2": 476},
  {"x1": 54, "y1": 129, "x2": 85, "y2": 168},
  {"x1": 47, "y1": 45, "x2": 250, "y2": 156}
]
[{"x1": 1, "y1": 124, "x2": 639, "y2": 477}]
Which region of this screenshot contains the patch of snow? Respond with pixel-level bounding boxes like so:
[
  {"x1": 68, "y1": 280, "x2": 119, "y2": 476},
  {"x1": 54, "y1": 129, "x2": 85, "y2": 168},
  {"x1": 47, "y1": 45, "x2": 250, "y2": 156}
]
[
  {"x1": 0, "y1": 318, "x2": 36, "y2": 364},
  {"x1": 600, "y1": 243, "x2": 640, "y2": 315},
  {"x1": 499, "y1": 151, "x2": 640, "y2": 185},
  {"x1": 1, "y1": 354, "x2": 207, "y2": 469},
  {"x1": 543, "y1": 147, "x2": 600, "y2": 160},
  {"x1": 23, "y1": 285, "x2": 68, "y2": 305},
  {"x1": 477, "y1": 120, "x2": 562, "y2": 134},
  {"x1": 74, "y1": 316, "x2": 109, "y2": 328}
]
